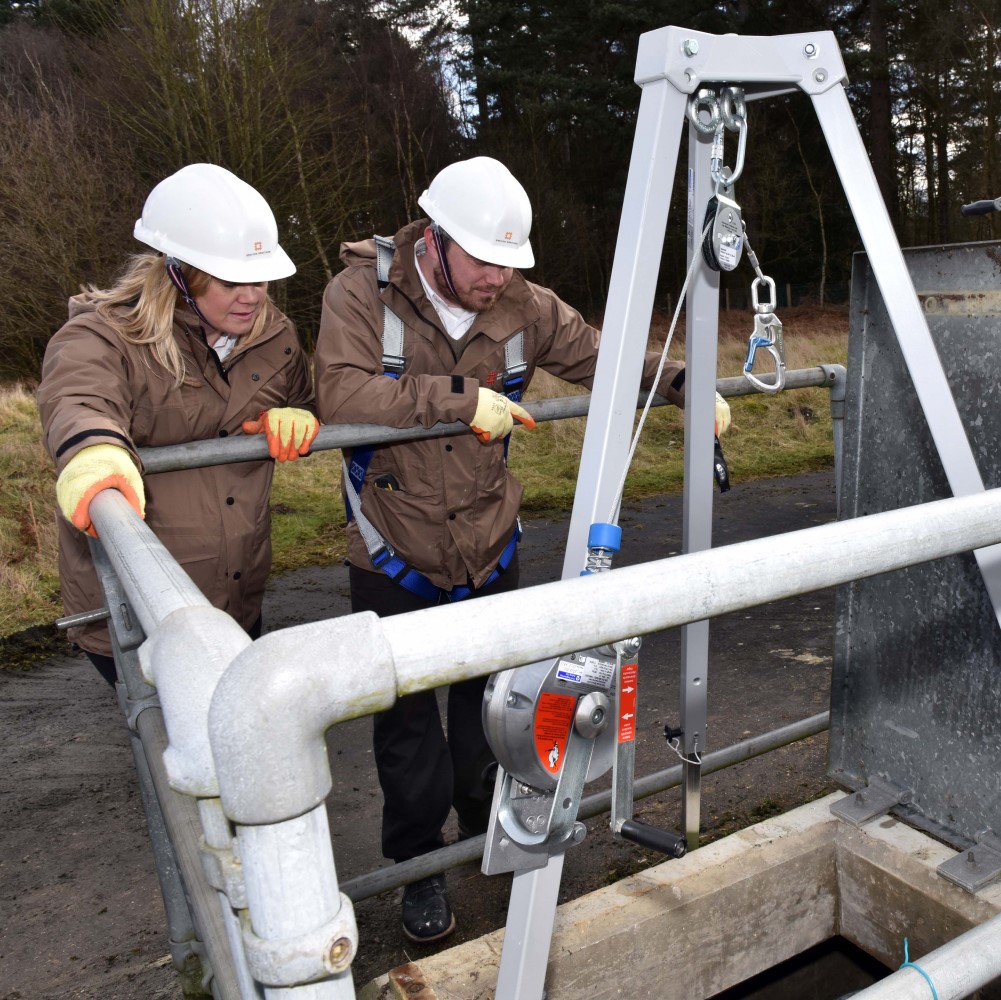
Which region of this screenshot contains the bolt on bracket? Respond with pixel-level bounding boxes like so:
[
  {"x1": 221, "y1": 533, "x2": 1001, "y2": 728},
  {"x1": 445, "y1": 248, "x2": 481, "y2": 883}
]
[
  {"x1": 938, "y1": 831, "x2": 1001, "y2": 893},
  {"x1": 830, "y1": 775, "x2": 912, "y2": 827}
]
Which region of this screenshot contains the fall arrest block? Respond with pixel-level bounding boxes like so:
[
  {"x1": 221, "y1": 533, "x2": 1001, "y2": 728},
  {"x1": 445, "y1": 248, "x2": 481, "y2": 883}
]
[{"x1": 481, "y1": 523, "x2": 687, "y2": 876}]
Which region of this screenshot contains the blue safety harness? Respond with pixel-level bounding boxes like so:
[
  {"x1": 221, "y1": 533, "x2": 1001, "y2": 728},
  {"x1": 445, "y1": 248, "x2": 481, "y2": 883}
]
[{"x1": 342, "y1": 235, "x2": 526, "y2": 603}]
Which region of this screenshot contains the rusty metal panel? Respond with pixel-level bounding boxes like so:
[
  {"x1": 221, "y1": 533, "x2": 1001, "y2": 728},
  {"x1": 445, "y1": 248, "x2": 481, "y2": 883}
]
[{"x1": 829, "y1": 240, "x2": 1001, "y2": 850}]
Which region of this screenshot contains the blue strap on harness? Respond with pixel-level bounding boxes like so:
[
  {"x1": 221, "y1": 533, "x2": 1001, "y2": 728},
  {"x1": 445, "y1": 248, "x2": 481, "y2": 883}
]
[
  {"x1": 344, "y1": 234, "x2": 524, "y2": 602},
  {"x1": 370, "y1": 522, "x2": 521, "y2": 604}
]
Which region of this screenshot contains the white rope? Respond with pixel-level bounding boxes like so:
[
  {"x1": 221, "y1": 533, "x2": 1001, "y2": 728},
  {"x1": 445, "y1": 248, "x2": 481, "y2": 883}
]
[{"x1": 606, "y1": 219, "x2": 712, "y2": 524}]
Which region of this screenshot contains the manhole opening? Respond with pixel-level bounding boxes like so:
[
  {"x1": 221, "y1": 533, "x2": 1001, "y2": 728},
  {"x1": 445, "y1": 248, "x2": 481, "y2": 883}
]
[{"x1": 710, "y1": 936, "x2": 890, "y2": 999}]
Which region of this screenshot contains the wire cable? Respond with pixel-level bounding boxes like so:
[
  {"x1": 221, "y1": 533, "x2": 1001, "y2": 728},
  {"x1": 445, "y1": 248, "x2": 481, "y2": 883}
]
[{"x1": 606, "y1": 219, "x2": 712, "y2": 525}]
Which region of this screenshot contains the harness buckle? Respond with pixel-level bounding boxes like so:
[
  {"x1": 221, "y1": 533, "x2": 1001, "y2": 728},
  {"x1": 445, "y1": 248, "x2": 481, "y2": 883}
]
[
  {"x1": 381, "y1": 354, "x2": 406, "y2": 377},
  {"x1": 371, "y1": 544, "x2": 396, "y2": 569}
]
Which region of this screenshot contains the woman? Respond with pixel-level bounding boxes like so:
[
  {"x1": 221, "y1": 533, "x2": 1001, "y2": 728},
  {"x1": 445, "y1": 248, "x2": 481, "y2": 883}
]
[{"x1": 37, "y1": 163, "x2": 319, "y2": 686}]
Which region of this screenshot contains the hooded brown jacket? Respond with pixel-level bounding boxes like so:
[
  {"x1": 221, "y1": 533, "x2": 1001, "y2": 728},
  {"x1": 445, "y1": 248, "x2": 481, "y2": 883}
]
[
  {"x1": 314, "y1": 219, "x2": 685, "y2": 593},
  {"x1": 37, "y1": 293, "x2": 314, "y2": 656}
]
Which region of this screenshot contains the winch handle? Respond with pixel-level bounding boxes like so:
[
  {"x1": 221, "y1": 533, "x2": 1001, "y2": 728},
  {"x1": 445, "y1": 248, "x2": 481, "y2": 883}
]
[
  {"x1": 619, "y1": 819, "x2": 687, "y2": 858},
  {"x1": 960, "y1": 197, "x2": 1001, "y2": 216}
]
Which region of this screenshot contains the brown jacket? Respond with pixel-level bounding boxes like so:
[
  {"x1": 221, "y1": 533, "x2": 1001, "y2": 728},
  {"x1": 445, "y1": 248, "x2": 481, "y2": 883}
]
[
  {"x1": 314, "y1": 219, "x2": 685, "y2": 593},
  {"x1": 37, "y1": 294, "x2": 314, "y2": 656}
]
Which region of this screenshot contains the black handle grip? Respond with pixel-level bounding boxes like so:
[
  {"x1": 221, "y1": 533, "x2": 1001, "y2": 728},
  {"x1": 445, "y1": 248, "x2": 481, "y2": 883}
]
[
  {"x1": 620, "y1": 819, "x2": 687, "y2": 858},
  {"x1": 961, "y1": 198, "x2": 1001, "y2": 216}
]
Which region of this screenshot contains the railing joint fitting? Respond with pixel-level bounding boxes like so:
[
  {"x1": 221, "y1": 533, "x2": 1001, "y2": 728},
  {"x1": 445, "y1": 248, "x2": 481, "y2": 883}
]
[
  {"x1": 239, "y1": 893, "x2": 359, "y2": 984},
  {"x1": 199, "y1": 838, "x2": 247, "y2": 909}
]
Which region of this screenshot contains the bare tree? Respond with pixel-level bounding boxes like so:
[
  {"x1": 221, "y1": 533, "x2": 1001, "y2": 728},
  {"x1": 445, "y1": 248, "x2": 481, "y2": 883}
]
[{"x1": 0, "y1": 23, "x2": 143, "y2": 380}]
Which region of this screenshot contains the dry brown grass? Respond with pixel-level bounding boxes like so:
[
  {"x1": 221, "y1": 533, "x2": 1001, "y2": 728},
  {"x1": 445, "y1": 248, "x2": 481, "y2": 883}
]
[{"x1": 0, "y1": 382, "x2": 60, "y2": 636}]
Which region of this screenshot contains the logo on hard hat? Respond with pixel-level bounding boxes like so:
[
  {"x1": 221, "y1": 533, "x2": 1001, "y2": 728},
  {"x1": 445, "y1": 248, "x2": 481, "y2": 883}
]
[
  {"x1": 504, "y1": 231, "x2": 513, "y2": 240},
  {"x1": 254, "y1": 241, "x2": 263, "y2": 252}
]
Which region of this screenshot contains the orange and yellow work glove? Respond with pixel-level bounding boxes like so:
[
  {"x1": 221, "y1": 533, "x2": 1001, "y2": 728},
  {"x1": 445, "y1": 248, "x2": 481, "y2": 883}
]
[
  {"x1": 715, "y1": 391, "x2": 731, "y2": 436},
  {"x1": 469, "y1": 387, "x2": 536, "y2": 444},
  {"x1": 241, "y1": 407, "x2": 320, "y2": 462},
  {"x1": 55, "y1": 443, "x2": 145, "y2": 538}
]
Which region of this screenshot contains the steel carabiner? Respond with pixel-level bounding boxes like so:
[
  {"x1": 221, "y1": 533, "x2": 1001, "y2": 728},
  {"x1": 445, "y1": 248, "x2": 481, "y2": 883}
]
[
  {"x1": 743, "y1": 276, "x2": 786, "y2": 394},
  {"x1": 743, "y1": 322, "x2": 786, "y2": 394},
  {"x1": 711, "y1": 87, "x2": 747, "y2": 188}
]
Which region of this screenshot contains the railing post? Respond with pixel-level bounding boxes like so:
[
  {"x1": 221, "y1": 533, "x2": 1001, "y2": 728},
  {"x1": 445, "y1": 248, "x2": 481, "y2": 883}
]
[{"x1": 819, "y1": 362, "x2": 847, "y2": 514}]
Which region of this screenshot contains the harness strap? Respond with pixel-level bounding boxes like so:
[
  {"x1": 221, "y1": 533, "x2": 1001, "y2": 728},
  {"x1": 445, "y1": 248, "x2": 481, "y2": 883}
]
[
  {"x1": 345, "y1": 234, "x2": 525, "y2": 596},
  {"x1": 502, "y1": 333, "x2": 528, "y2": 402},
  {"x1": 375, "y1": 234, "x2": 406, "y2": 376},
  {"x1": 344, "y1": 454, "x2": 519, "y2": 602}
]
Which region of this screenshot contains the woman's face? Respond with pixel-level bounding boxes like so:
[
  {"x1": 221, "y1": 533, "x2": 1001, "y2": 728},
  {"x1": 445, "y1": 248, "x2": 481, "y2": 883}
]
[{"x1": 194, "y1": 278, "x2": 268, "y2": 337}]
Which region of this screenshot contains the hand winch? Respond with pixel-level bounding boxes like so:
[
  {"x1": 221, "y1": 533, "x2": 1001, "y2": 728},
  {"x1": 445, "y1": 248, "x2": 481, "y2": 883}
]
[{"x1": 481, "y1": 523, "x2": 687, "y2": 876}]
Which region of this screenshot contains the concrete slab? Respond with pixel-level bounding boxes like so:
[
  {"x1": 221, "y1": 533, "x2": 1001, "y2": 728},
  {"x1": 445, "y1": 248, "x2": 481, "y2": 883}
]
[
  {"x1": 357, "y1": 792, "x2": 1001, "y2": 1000},
  {"x1": 836, "y1": 815, "x2": 1001, "y2": 997}
]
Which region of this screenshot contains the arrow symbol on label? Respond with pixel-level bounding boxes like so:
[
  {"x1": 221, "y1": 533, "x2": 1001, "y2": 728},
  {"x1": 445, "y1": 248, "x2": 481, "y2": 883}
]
[
  {"x1": 622, "y1": 712, "x2": 634, "y2": 721},
  {"x1": 622, "y1": 685, "x2": 635, "y2": 694}
]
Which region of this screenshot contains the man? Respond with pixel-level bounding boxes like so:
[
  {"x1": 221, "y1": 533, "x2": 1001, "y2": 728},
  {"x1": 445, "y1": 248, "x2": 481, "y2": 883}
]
[{"x1": 314, "y1": 156, "x2": 728, "y2": 942}]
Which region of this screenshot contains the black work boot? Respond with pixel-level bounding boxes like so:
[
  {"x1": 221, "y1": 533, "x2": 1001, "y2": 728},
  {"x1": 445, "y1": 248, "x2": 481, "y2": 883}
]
[{"x1": 401, "y1": 874, "x2": 455, "y2": 942}]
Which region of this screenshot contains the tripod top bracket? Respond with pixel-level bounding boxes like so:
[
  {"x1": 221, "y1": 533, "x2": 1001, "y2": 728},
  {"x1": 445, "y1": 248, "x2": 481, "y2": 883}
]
[{"x1": 637, "y1": 25, "x2": 847, "y2": 99}]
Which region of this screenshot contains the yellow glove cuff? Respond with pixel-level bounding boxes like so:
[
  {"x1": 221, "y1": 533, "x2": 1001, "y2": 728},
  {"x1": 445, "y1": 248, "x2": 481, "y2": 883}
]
[{"x1": 56, "y1": 443, "x2": 145, "y2": 537}]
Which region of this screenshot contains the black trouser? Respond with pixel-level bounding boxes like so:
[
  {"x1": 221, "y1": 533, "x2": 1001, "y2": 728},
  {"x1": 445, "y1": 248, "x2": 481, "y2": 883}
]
[
  {"x1": 349, "y1": 554, "x2": 519, "y2": 863},
  {"x1": 85, "y1": 651, "x2": 119, "y2": 688},
  {"x1": 84, "y1": 615, "x2": 263, "y2": 688}
]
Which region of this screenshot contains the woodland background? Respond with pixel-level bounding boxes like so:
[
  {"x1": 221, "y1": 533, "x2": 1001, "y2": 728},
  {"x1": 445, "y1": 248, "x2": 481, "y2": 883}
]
[{"x1": 1, "y1": 0, "x2": 1000, "y2": 382}]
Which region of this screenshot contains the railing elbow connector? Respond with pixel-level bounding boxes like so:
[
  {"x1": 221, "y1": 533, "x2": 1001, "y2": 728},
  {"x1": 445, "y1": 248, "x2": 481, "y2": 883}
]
[
  {"x1": 139, "y1": 604, "x2": 253, "y2": 798},
  {"x1": 209, "y1": 611, "x2": 397, "y2": 826},
  {"x1": 819, "y1": 363, "x2": 847, "y2": 404}
]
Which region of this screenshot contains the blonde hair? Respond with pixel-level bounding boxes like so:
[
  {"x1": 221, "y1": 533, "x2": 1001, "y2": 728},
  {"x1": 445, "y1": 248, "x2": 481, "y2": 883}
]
[{"x1": 86, "y1": 253, "x2": 277, "y2": 387}]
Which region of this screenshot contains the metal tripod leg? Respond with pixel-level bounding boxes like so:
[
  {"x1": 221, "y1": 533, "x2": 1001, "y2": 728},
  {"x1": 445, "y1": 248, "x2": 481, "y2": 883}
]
[
  {"x1": 811, "y1": 84, "x2": 1001, "y2": 623},
  {"x1": 680, "y1": 103, "x2": 720, "y2": 848},
  {"x1": 493, "y1": 73, "x2": 689, "y2": 1000}
]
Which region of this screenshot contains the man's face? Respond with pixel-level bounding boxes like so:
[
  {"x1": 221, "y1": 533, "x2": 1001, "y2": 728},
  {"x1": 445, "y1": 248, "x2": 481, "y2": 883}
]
[{"x1": 425, "y1": 226, "x2": 513, "y2": 312}]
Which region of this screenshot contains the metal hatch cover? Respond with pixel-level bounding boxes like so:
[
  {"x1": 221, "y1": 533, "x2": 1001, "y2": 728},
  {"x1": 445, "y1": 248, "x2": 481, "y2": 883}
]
[{"x1": 829, "y1": 240, "x2": 1001, "y2": 852}]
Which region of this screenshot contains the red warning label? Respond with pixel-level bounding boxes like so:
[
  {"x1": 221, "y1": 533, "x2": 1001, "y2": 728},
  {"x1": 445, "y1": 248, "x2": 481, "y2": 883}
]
[
  {"x1": 534, "y1": 692, "x2": 577, "y2": 775},
  {"x1": 618, "y1": 663, "x2": 638, "y2": 743}
]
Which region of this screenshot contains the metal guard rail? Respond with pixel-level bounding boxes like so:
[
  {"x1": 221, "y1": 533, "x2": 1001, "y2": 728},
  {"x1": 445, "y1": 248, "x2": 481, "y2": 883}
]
[
  {"x1": 136, "y1": 365, "x2": 845, "y2": 472},
  {"x1": 81, "y1": 364, "x2": 861, "y2": 997},
  {"x1": 88, "y1": 481, "x2": 1001, "y2": 996}
]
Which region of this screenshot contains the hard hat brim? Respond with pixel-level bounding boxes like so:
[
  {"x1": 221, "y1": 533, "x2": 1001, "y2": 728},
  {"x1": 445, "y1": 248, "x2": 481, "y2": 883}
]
[
  {"x1": 478, "y1": 240, "x2": 535, "y2": 269},
  {"x1": 134, "y1": 222, "x2": 296, "y2": 282}
]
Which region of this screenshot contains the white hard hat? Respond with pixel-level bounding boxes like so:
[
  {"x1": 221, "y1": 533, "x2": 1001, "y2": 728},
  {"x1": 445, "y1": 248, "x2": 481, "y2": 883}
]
[
  {"x1": 134, "y1": 163, "x2": 295, "y2": 283},
  {"x1": 418, "y1": 157, "x2": 534, "y2": 269}
]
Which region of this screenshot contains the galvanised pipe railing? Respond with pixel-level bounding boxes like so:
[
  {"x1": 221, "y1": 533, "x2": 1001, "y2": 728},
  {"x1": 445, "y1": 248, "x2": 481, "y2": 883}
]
[
  {"x1": 87, "y1": 495, "x2": 264, "y2": 998},
  {"x1": 850, "y1": 912, "x2": 1001, "y2": 1000},
  {"x1": 80, "y1": 364, "x2": 848, "y2": 997},
  {"x1": 58, "y1": 364, "x2": 847, "y2": 632},
  {"x1": 136, "y1": 366, "x2": 845, "y2": 472},
  {"x1": 206, "y1": 486, "x2": 1001, "y2": 998},
  {"x1": 206, "y1": 487, "x2": 1001, "y2": 827}
]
